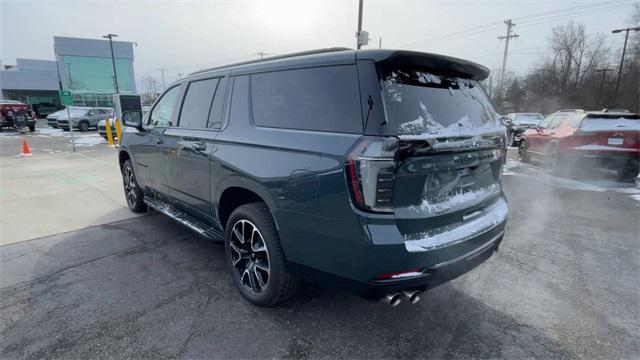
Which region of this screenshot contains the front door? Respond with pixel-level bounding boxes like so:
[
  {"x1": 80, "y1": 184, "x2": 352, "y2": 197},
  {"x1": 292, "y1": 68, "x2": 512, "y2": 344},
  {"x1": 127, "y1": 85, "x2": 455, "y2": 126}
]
[{"x1": 132, "y1": 85, "x2": 183, "y2": 200}]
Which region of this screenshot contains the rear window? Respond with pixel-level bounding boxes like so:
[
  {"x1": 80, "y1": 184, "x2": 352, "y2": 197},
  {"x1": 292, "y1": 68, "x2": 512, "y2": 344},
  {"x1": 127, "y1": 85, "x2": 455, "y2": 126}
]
[
  {"x1": 381, "y1": 69, "x2": 501, "y2": 138},
  {"x1": 250, "y1": 65, "x2": 362, "y2": 133},
  {"x1": 513, "y1": 114, "x2": 543, "y2": 123},
  {"x1": 580, "y1": 116, "x2": 640, "y2": 132}
]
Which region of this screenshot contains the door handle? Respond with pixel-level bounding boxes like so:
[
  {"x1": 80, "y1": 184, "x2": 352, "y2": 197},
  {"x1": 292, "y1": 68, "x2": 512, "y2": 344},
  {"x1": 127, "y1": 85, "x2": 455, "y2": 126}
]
[
  {"x1": 192, "y1": 142, "x2": 207, "y2": 152},
  {"x1": 154, "y1": 137, "x2": 164, "y2": 144}
]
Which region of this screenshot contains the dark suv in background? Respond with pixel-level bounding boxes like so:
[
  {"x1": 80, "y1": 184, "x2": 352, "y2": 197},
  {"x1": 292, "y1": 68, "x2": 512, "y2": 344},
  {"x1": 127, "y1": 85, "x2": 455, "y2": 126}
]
[{"x1": 118, "y1": 49, "x2": 509, "y2": 307}]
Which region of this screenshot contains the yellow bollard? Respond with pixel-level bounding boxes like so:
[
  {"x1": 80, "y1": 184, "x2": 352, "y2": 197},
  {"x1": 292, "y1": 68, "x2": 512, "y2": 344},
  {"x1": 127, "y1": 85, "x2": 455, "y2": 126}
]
[
  {"x1": 114, "y1": 117, "x2": 122, "y2": 144},
  {"x1": 105, "y1": 117, "x2": 114, "y2": 146}
]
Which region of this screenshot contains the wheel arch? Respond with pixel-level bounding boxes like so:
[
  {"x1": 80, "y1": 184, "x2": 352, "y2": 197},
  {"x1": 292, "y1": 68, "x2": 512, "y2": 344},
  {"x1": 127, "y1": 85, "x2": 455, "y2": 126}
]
[
  {"x1": 216, "y1": 176, "x2": 279, "y2": 231},
  {"x1": 118, "y1": 150, "x2": 132, "y2": 172}
]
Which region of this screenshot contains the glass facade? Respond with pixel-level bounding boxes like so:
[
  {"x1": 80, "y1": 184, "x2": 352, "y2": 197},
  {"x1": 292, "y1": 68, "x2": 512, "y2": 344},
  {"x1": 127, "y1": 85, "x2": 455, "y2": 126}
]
[{"x1": 62, "y1": 55, "x2": 133, "y2": 106}]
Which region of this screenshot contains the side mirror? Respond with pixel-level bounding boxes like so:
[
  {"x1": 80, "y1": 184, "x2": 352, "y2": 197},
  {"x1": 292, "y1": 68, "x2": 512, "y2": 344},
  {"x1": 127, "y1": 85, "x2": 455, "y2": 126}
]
[{"x1": 122, "y1": 111, "x2": 143, "y2": 130}]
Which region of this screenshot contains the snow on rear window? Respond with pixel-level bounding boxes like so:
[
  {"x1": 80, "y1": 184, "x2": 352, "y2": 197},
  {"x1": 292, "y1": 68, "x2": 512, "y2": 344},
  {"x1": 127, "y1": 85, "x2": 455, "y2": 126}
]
[
  {"x1": 580, "y1": 117, "x2": 640, "y2": 132},
  {"x1": 381, "y1": 70, "x2": 503, "y2": 139}
]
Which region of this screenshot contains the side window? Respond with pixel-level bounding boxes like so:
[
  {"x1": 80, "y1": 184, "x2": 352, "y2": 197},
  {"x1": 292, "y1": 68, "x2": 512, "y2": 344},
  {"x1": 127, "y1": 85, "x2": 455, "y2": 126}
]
[
  {"x1": 538, "y1": 116, "x2": 553, "y2": 129},
  {"x1": 208, "y1": 77, "x2": 228, "y2": 128},
  {"x1": 250, "y1": 65, "x2": 362, "y2": 133},
  {"x1": 179, "y1": 78, "x2": 219, "y2": 128},
  {"x1": 567, "y1": 114, "x2": 582, "y2": 128},
  {"x1": 549, "y1": 115, "x2": 565, "y2": 129},
  {"x1": 149, "y1": 86, "x2": 181, "y2": 127}
]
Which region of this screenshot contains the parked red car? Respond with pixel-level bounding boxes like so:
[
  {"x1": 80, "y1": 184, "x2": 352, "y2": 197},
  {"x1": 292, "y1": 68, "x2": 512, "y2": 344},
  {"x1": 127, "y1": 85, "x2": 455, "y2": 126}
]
[
  {"x1": 0, "y1": 100, "x2": 36, "y2": 132},
  {"x1": 518, "y1": 110, "x2": 640, "y2": 181}
]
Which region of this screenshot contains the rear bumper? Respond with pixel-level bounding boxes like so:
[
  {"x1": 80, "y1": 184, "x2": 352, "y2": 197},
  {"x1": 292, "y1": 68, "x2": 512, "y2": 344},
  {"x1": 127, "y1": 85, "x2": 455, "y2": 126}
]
[
  {"x1": 566, "y1": 150, "x2": 639, "y2": 170},
  {"x1": 279, "y1": 196, "x2": 508, "y2": 299},
  {"x1": 291, "y1": 227, "x2": 503, "y2": 299}
]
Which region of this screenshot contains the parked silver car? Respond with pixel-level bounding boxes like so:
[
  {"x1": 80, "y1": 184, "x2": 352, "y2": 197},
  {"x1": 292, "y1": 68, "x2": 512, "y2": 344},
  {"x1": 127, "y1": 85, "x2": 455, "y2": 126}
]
[{"x1": 55, "y1": 107, "x2": 113, "y2": 132}]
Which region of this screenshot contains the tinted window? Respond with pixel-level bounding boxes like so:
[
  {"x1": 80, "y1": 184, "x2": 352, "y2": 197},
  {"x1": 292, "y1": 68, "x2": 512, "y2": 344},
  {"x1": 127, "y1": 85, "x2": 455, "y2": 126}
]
[
  {"x1": 179, "y1": 78, "x2": 219, "y2": 128},
  {"x1": 381, "y1": 69, "x2": 500, "y2": 137},
  {"x1": 208, "y1": 76, "x2": 228, "y2": 128},
  {"x1": 149, "y1": 86, "x2": 181, "y2": 127},
  {"x1": 251, "y1": 65, "x2": 362, "y2": 133}
]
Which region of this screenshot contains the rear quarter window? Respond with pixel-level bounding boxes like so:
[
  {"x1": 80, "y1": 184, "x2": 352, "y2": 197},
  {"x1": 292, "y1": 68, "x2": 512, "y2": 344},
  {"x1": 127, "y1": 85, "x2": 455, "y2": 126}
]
[{"x1": 250, "y1": 65, "x2": 363, "y2": 133}]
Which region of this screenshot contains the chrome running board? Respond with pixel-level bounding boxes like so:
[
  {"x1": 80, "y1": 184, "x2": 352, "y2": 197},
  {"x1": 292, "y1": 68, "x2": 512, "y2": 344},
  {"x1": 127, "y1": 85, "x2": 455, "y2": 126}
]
[{"x1": 144, "y1": 197, "x2": 224, "y2": 241}]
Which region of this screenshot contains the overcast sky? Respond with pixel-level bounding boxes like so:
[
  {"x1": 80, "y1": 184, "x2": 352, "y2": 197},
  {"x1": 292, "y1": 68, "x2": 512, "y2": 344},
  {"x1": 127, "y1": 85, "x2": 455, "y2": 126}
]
[{"x1": 1, "y1": 0, "x2": 637, "y2": 89}]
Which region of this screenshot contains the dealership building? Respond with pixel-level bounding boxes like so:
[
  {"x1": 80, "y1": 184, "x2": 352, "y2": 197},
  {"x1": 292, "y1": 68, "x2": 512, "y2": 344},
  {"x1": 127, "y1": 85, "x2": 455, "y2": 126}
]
[{"x1": 0, "y1": 36, "x2": 136, "y2": 107}]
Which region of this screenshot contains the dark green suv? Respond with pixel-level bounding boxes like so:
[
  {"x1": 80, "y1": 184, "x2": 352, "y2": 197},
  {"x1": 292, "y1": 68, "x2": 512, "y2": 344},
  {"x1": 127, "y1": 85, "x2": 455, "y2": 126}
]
[{"x1": 118, "y1": 49, "x2": 508, "y2": 307}]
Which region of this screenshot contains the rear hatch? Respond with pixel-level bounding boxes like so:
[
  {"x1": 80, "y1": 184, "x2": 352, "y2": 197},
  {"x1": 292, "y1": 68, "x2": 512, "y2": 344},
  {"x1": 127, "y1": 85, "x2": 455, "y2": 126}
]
[
  {"x1": 378, "y1": 65, "x2": 506, "y2": 246},
  {"x1": 575, "y1": 114, "x2": 640, "y2": 153}
]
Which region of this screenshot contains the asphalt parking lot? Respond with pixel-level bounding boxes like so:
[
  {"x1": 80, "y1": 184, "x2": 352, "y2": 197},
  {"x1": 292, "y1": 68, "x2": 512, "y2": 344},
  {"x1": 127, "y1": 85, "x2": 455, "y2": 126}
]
[{"x1": 1, "y1": 131, "x2": 639, "y2": 358}]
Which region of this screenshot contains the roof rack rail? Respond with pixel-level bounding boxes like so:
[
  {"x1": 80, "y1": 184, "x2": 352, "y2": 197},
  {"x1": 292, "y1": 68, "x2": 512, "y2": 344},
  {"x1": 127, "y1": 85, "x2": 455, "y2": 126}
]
[{"x1": 189, "y1": 47, "x2": 353, "y2": 76}]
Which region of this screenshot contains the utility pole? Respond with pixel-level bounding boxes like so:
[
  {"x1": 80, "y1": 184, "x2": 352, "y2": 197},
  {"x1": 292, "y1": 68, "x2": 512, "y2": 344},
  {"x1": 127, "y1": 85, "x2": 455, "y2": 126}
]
[
  {"x1": 379, "y1": 37, "x2": 382, "y2": 49},
  {"x1": 159, "y1": 68, "x2": 166, "y2": 89},
  {"x1": 177, "y1": 73, "x2": 183, "y2": 79},
  {"x1": 256, "y1": 51, "x2": 270, "y2": 59},
  {"x1": 356, "y1": 0, "x2": 364, "y2": 49},
  {"x1": 102, "y1": 33, "x2": 119, "y2": 93},
  {"x1": 497, "y1": 19, "x2": 518, "y2": 99},
  {"x1": 595, "y1": 68, "x2": 612, "y2": 107},
  {"x1": 611, "y1": 27, "x2": 640, "y2": 104}
]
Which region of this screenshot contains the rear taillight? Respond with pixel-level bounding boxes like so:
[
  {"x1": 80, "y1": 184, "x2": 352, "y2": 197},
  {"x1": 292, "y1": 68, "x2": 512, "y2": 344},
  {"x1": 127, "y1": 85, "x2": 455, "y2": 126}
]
[
  {"x1": 569, "y1": 130, "x2": 597, "y2": 147},
  {"x1": 345, "y1": 137, "x2": 399, "y2": 213}
]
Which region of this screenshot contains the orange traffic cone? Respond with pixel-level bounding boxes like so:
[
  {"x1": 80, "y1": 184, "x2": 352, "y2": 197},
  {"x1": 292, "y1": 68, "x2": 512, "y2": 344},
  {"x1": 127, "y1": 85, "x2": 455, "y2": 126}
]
[{"x1": 21, "y1": 139, "x2": 32, "y2": 157}]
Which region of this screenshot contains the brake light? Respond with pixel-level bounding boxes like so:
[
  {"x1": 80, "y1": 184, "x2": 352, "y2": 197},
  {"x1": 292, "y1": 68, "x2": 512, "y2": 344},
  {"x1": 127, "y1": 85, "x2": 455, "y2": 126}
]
[
  {"x1": 374, "y1": 268, "x2": 423, "y2": 280},
  {"x1": 345, "y1": 137, "x2": 398, "y2": 213}
]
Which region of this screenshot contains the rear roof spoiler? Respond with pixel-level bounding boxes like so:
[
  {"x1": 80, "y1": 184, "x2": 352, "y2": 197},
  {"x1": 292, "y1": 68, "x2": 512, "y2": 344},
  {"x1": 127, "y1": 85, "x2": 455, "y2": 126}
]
[{"x1": 359, "y1": 50, "x2": 490, "y2": 81}]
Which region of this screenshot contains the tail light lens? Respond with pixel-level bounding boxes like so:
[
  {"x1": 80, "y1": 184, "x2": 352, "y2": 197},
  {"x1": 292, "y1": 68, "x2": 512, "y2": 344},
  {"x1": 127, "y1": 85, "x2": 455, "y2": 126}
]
[
  {"x1": 568, "y1": 130, "x2": 597, "y2": 147},
  {"x1": 345, "y1": 137, "x2": 399, "y2": 213}
]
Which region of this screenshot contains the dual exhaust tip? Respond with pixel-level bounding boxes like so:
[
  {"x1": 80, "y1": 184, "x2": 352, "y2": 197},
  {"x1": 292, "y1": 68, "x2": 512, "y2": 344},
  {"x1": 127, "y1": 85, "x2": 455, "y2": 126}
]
[{"x1": 383, "y1": 290, "x2": 421, "y2": 307}]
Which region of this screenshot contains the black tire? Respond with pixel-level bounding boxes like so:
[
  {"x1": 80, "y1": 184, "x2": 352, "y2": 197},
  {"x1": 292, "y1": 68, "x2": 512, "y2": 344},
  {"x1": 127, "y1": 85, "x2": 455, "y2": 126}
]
[
  {"x1": 225, "y1": 203, "x2": 299, "y2": 307},
  {"x1": 28, "y1": 124, "x2": 35, "y2": 132},
  {"x1": 518, "y1": 140, "x2": 530, "y2": 163},
  {"x1": 78, "y1": 121, "x2": 89, "y2": 132},
  {"x1": 618, "y1": 162, "x2": 640, "y2": 182},
  {"x1": 122, "y1": 159, "x2": 147, "y2": 213}
]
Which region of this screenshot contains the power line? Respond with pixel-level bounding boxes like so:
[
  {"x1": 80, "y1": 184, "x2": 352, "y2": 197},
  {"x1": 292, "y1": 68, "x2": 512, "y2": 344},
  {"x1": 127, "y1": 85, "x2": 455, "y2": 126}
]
[{"x1": 399, "y1": 1, "x2": 635, "y2": 49}]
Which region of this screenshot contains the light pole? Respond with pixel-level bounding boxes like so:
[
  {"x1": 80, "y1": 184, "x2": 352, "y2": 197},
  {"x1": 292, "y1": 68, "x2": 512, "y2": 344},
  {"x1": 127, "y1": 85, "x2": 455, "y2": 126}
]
[
  {"x1": 611, "y1": 27, "x2": 640, "y2": 103},
  {"x1": 102, "y1": 33, "x2": 119, "y2": 93}
]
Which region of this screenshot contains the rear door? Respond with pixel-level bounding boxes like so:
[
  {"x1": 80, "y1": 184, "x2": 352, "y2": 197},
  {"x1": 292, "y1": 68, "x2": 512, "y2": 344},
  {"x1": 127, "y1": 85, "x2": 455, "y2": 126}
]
[
  {"x1": 164, "y1": 76, "x2": 228, "y2": 222},
  {"x1": 377, "y1": 67, "x2": 506, "y2": 239}
]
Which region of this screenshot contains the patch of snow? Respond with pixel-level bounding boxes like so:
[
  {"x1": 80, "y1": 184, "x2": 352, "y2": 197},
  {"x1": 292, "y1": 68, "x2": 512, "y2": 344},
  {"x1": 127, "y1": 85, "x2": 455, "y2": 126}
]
[
  {"x1": 390, "y1": 271, "x2": 423, "y2": 279},
  {"x1": 580, "y1": 118, "x2": 640, "y2": 132},
  {"x1": 416, "y1": 72, "x2": 442, "y2": 85},
  {"x1": 631, "y1": 194, "x2": 640, "y2": 202},
  {"x1": 73, "y1": 134, "x2": 105, "y2": 147},
  {"x1": 402, "y1": 183, "x2": 501, "y2": 216},
  {"x1": 574, "y1": 144, "x2": 637, "y2": 152},
  {"x1": 405, "y1": 198, "x2": 508, "y2": 252}
]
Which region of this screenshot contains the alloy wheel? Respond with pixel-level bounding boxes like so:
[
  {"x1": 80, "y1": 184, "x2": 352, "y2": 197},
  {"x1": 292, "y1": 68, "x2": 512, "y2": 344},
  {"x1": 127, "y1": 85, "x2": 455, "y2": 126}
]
[
  {"x1": 123, "y1": 167, "x2": 137, "y2": 208},
  {"x1": 229, "y1": 219, "x2": 270, "y2": 294}
]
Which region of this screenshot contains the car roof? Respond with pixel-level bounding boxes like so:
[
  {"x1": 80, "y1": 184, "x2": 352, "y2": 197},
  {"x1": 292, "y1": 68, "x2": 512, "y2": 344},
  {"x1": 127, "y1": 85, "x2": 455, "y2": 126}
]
[{"x1": 184, "y1": 48, "x2": 489, "y2": 83}]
